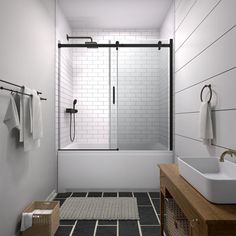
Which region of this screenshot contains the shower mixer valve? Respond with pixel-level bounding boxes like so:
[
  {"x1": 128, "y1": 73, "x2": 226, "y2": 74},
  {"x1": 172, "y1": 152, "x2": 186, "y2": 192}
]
[{"x1": 66, "y1": 99, "x2": 78, "y2": 114}]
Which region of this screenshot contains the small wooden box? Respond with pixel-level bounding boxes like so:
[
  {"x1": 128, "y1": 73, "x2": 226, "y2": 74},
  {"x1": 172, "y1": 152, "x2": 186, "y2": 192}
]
[{"x1": 21, "y1": 201, "x2": 59, "y2": 236}]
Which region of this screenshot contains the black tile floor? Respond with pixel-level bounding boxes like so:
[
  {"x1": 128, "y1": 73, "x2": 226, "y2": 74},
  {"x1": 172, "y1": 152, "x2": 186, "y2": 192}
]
[{"x1": 54, "y1": 192, "x2": 167, "y2": 236}]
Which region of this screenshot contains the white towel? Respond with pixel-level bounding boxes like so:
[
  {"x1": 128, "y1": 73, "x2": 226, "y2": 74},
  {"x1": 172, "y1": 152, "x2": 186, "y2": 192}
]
[
  {"x1": 33, "y1": 209, "x2": 52, "y2": 215},
  {"x1": 20, "y1": 212, "x2": 33, "y2": 231},
  {"x1": 31, "y1": 90, "x2": 43, "y2": 139},
  {"x1": 199, "y1": 102, "x2": 213, "y2": 144},
  {"x1": 3, "y1": 95, "x2": 20, "y2": 131},
  {"x1": 22, "y1": 87, "x2": 40, "y2": 151}
]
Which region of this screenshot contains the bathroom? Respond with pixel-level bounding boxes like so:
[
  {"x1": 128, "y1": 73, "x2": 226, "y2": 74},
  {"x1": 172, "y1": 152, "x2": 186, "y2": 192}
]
[{"x1": 0, "y1": 0, "x2": 236, "y2": 235}]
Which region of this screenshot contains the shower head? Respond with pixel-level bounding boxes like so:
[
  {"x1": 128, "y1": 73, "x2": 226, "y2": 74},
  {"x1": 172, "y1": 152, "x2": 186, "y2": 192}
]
[{"x1": 85, "y1": 41, "x2": 98, "y2": 48}]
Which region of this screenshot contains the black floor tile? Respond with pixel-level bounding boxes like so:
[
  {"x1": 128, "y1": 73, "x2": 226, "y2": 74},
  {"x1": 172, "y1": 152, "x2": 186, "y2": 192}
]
[
  {"x1": 71, "y1": 192, "x2": 87, "y2": 197},
  {"x1": 87, "y1": 192, "x2": 102, "y2": 197},
  {"x1": 103, "y1": 192, "x2": 117, "y2": 197},
  {"x1": 72, "y1": 220, "x2": 96, "y2": 236},
  {"x1": 119, "y1": 192, "x2": 133, "y2": 197},
  {"x1": 152, "y1": 199, "x2": 160, "y2": 213},
  {"x1": 134, "y1": 193, "x2": 151, "y2": 205},
  {"x1": 119, "y1": 220, "x2": 140, "y2": 236},
  {"x1": 60, "y1": 220, "x2": 76, "y2": 225},
  {"x1": 149, "y1": 192, "x2": 160, "y2": 199},
  {"x1": 98, "y1": 220, "x2": 117, "y2": 225},
  {"x1": 138, "y1": 207, "x2": 159, "y2": 225},
  {"x1": 56, "y1": 192, "x2": 72, "y2": 198},
  {"x1": 55, "y1": 226, "x2": 73, "y2": 236},
  {"x1": 54, "y1": 198, "x2": 66, "y2": 206},
  {"x1": 96, "y1": 226, "x2": 116, "y2": 236},
  {"x1": 141, "y1": 226, "x2": 160, "y2": 236}
]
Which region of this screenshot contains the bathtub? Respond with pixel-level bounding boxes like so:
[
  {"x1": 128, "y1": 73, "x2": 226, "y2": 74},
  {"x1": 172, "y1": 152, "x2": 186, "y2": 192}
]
[{"x1": 58, "y1": 143, "x2": 173, "y2": 192}]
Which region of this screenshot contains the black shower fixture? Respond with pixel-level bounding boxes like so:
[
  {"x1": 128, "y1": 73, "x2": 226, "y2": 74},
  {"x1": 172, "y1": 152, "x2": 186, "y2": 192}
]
[
  {"x1": 66, "y1": 99, "x2": 78, "y2": 114},
  {"x1": 66, "y1": 34, "x2": 98, "y2": 48},
  {"x1": 66, "y1": 99, "x2": 78, "y2": 142}
]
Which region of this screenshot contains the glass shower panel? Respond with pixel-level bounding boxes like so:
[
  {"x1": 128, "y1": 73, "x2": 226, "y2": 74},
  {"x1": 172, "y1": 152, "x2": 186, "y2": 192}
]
[
  {"x1": 117, "y1": 45, "x2": 169, "y2": 150},
  {"x1": 72, "y1": 47, "x2": 110, "y2": 149}
]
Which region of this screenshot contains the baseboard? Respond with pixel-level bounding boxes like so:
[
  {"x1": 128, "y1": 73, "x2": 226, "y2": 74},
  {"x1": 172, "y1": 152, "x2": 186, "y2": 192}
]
[
  {"x1": 65, "y1": 188, "x2": 160, "y2": 192},
  {"x1": 46, "y1": 189, "x2": 57, "y2": 201}
]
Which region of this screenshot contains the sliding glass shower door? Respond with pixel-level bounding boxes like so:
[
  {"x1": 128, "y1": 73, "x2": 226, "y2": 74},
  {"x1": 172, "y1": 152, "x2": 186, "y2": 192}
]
[
  {"x1": 116, "y1": 42, "x2": 170, "y2": 150},
  {"x1": 58, "y1": 39, "x2": 171, "y2": 151}
]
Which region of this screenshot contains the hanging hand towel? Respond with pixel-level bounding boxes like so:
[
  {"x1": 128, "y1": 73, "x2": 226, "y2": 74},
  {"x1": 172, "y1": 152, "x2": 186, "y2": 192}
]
[
  {"x1": 199, "y1": 102, "x2": 213, "y2": 144},
  {"x1": 20, "y1": 212, "x2": 33, "y2": 231},
  {"x1": 3, "y1": 95, "x2": 20, "y2": 131},
  {"x1": 22, "y1": 87, "x2": 40, "y2": 151},
  {"x1": 31, "y1": 90, "x2": 43, "y2": 139}
]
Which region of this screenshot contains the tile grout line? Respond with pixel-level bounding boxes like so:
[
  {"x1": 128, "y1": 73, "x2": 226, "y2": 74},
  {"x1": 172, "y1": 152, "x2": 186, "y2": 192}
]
[
  {"x1": 133, "y1": 192, "x2": 143, "y2": 236},
  {"x1": 147, "y1": 192, "x2": 160, "y2": 224},
  {"x1": 137, "y1": 221, "x2": 143, "y2": 236},
  {"x1": 69, "y1": 220, "x2": 78, "y2": 236},
  {"x1": 93, "y1": 220, "x2": 99, "y2": 236},
  {"x1": 140, "y1": 224, "x2": 160, "y2": 227},
  {"x1": 117, "y1": 192, "x2": 119, "y2": 236},
  {"x1": 117, "y1": 220, "x2": 119, "y2": 236}
]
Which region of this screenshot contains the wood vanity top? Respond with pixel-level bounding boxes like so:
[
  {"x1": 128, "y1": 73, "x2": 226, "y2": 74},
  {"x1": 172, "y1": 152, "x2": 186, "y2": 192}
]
[{"x1": 159, "y1": 164, "x2": 236, "y2": 223}]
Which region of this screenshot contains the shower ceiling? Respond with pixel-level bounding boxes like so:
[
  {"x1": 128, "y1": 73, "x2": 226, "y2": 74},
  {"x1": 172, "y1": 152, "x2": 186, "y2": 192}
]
[{"x1": 58, "y1": 0, "x2": 173, "y2": 29}]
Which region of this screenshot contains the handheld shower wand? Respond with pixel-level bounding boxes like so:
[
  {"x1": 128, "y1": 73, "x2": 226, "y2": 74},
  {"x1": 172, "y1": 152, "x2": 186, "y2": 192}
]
[
  {"x1": 73, "y1": 99, "x2": 77, "y2": 110},
  {"x1": 68, "y1": 99, "x2": 78, "y2": 142}
]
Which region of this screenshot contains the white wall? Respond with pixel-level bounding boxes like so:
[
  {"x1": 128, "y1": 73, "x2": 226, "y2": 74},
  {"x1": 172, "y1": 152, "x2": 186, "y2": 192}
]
[
  {"x1": 0, "y1": 0, "x2": 56, "y2": 235},
  {"x1": 174, "y1": 0, "x2": 236, "y2": 161},
  {"x1": 56, "y1": 5, "x2": 73, "y2": 148}
]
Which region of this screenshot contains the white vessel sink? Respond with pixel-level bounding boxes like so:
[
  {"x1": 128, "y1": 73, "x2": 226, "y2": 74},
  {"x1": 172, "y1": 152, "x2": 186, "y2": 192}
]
[{"x1": 178, "y1": 157, "x2": 236, "y2": 204}]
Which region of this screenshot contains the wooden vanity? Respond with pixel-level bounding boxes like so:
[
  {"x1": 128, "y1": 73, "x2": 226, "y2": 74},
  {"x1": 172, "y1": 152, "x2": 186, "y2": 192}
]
[{"x1": 159, "y1": 164, "x2": 236, "y2": 236}]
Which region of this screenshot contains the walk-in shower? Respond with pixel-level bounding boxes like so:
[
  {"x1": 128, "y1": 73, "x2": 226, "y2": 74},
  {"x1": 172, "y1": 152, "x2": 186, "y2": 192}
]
[{"x1": 57, "y1": 36, "x2": 173, "y2": 151}]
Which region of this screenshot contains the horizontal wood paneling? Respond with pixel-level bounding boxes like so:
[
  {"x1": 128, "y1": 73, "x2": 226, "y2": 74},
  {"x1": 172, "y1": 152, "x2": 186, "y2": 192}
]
[
  {"x1": 175, "y1": 134, "x2": 223, "y2": 157},
  {"x1": 174, "y1": 0, "x2": 236, "y2": 159},
  {"x1": 175, "y1": 110, "x2": 236, "y2": 149},
  {"x1": 175, "y1": 0, "x2": 236, "y2": 71},
  {"x1": 175, "y1": 0, "x2": 197, "y2": 31},
  {"x1": 175, "y1": 0, "x2": 220, "y2": 51},
  {"x1": 175, "y1": 68, "x2": 236, "y2": 113},
  {"x1": 175, "y1": 27, "x2": 236, "y2": 92}
]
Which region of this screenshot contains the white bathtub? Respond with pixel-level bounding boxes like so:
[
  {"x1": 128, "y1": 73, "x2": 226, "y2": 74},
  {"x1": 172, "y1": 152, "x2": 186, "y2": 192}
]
[{"x1": 58, "y1": 145, "x2": 173, "y2": 192}]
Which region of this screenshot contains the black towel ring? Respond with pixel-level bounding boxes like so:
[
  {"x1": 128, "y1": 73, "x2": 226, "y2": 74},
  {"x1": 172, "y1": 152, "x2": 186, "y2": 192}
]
[{"x1": 200, "y1": 84, "x2": 212, "y2": 103}]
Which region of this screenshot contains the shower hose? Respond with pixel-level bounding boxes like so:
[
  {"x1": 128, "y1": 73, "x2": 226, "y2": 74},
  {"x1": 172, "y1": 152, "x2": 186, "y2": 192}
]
[{"x1": 70, "y1": 112, "x2": 76, "y2": 142}]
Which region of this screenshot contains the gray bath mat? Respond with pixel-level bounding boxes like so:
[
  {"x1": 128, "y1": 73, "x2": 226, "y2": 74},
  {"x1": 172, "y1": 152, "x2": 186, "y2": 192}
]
[{"x1": 60, "y1": 197, "x2": 139, "y2": 220}]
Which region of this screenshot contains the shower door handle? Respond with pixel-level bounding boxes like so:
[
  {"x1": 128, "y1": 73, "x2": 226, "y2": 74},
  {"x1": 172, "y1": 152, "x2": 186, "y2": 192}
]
[{"x1": 113, "y1": 86, "x2": 115, "y2": 104}]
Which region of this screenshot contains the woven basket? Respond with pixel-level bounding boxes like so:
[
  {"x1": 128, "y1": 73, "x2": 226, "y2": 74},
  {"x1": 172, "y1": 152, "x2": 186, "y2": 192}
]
[
  {"x1": 166, "y1": 198, "x2": 189, "y2": 236},
  {"x1": 21, "y1": 201, "x2": 59, "y2": 236}
]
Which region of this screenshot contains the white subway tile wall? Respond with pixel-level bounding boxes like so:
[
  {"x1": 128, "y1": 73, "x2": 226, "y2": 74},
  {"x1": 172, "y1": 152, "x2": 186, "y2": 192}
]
[{"x1": 57, "y1": 29, "x2": 169, "y2": 150}]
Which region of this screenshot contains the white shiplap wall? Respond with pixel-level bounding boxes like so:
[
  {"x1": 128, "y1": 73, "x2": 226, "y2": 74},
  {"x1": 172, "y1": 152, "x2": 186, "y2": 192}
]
[{"x1": 174, "y1": 0, "x2": 236, "y2": 160}]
